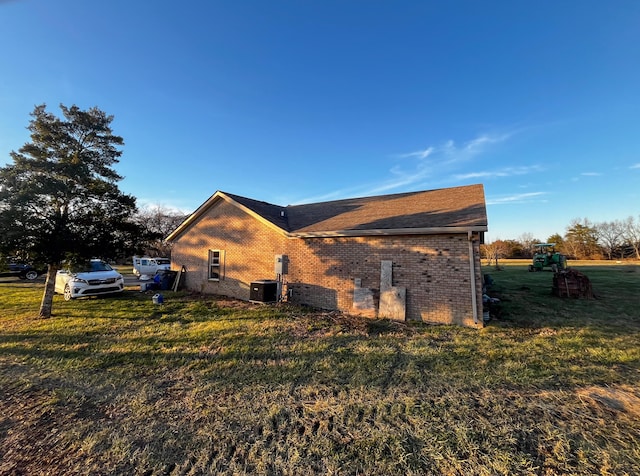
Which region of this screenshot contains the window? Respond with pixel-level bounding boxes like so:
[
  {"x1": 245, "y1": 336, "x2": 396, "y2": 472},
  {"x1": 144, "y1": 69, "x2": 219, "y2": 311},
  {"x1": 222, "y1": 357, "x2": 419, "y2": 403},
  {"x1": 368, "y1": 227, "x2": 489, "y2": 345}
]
[{"x1": 208, "y1": 250, "x2": 224, "y2": 280}]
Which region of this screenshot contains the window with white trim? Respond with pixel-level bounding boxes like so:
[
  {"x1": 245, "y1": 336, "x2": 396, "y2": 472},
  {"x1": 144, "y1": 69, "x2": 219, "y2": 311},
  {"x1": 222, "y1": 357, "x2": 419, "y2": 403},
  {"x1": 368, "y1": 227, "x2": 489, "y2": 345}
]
[{"x1": 208, "y1": 250, "x2": 224, "y2": 280}]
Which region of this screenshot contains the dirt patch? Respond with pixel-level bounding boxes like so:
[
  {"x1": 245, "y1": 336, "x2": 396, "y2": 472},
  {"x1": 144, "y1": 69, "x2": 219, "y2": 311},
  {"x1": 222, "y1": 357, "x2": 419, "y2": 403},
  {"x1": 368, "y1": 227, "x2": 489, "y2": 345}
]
[{"x1": 576, "y1": 385, "x2": 640, "y2": 417}]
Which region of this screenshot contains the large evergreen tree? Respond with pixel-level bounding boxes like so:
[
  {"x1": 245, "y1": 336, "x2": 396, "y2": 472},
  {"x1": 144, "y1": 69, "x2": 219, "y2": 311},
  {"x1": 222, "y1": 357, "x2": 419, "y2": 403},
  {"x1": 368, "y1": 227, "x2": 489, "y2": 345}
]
[
  {"x1": 564, "y1": 218, "x2": 600, "y2": 259},
  {"x1": 0, "y1": 104, "x2": 142, "y2": 318}
]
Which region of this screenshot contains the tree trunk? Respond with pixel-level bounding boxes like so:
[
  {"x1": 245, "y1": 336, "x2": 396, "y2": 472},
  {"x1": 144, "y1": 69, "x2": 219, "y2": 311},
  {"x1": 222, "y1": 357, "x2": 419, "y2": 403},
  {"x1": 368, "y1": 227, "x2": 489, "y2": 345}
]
[{"x1": 39, "y1": 264, "x2": 59, "y2": 318}]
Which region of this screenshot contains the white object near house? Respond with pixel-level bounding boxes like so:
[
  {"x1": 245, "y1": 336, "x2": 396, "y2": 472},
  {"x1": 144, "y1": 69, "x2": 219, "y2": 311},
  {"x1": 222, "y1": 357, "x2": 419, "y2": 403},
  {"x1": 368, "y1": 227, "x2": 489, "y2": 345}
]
[{"x1": 132, "y1": 256, "x2": 171, "y2": 278}]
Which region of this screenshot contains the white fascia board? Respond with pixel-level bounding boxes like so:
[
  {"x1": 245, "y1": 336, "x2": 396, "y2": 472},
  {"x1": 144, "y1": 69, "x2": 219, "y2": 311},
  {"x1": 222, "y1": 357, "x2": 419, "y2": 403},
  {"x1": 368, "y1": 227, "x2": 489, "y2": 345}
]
[{"x1": 286, "y1": 226, "x2": 488, "y2": 239}]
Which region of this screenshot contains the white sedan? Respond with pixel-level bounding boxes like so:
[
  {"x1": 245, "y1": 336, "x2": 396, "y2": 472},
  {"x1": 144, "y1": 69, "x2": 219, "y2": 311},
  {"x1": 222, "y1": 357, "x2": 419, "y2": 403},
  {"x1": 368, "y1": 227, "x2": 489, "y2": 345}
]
[{"x1": 55, "y1": 260, "x2": 125, "y2": 301}]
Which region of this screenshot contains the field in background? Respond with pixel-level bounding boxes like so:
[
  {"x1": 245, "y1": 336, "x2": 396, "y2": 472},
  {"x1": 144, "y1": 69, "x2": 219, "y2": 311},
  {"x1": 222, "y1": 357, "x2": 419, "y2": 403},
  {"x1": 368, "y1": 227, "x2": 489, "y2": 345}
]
[
  {"x1": 485, "y1": 258, "x2": 640, "y2": 266},
  {"x1": 0, "y1": 264, "x2": 639, "y2": 475}
]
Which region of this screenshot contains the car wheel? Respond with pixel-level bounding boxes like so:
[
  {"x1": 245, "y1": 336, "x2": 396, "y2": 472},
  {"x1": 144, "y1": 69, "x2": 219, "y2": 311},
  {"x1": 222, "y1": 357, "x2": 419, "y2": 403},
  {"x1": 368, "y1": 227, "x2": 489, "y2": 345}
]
[
  {"x1": 25, "y1": 270, "x2": 38, "y2": 280},
  {"x1": 64, "y1": 284, "x2": 73, "y2": 301}
]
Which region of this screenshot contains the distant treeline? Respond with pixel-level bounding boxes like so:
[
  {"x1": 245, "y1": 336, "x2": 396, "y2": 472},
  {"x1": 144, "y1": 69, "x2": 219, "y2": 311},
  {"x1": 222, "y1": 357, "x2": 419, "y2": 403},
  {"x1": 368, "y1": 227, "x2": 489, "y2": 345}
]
[{"x1": 483, "y1": 217, "x2": 640, "y2": 261}]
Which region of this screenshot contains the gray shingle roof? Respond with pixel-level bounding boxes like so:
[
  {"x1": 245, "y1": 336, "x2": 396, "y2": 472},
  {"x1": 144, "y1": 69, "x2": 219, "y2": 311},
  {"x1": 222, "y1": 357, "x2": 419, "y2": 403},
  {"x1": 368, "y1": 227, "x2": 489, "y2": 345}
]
[
  {"x1": 167, "y1": 184, "x2": 487, "y2": 241},
  {"x1": 286, "y1": 184, "x2": 486, "y2": 233},
  {"x1": 230, "y1": 184, "x2": 486, "y2": 234},
  {"x1": 224, "y1": 192, "x2": 290, "y2": 230}
]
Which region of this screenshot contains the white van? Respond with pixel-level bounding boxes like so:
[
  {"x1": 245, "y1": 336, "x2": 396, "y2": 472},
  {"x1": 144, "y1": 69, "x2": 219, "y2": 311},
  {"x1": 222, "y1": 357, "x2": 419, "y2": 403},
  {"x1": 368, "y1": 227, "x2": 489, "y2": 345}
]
[{"x1": 132, "y1": 256, "x2": 171, "y2": 278}]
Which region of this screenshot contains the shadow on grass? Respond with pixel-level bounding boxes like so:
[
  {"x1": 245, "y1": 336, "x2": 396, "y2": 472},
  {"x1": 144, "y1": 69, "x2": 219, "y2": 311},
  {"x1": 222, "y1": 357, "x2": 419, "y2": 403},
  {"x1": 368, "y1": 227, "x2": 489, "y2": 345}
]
[
  {"x1": 2, "y1": 317, "x2": 637, "y2": 393},
  {"x1": 2, "y1": 267, "x2": 639, "y2": 394}
]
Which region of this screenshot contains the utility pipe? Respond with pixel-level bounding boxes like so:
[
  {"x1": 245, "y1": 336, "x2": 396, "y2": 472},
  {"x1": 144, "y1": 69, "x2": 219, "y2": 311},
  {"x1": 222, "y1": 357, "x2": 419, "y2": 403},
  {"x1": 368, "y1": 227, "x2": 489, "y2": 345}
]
[{"x1": 468, "y1": 231, "x2": 479, "y2": 325}]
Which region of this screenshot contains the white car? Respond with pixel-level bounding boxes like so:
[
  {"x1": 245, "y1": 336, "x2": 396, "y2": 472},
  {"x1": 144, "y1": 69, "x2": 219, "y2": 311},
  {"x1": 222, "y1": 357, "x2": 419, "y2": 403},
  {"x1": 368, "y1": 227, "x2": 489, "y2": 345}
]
[{"x1": 55, "y1": 260, "x2": 125, "y2": 301}]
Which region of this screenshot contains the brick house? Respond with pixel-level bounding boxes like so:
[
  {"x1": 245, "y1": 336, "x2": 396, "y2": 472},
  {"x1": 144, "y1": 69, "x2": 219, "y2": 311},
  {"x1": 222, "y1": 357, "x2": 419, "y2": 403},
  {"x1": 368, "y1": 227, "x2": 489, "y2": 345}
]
[{"x1": 166, "y1": 184, "x2": 488, "y2": 327}]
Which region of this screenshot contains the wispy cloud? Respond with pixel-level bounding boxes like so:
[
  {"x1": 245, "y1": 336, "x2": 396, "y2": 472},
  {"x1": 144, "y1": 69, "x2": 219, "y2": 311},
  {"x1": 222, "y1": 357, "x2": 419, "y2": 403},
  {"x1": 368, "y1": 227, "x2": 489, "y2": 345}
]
[
  {"x1": 631, "y1": 163, "x2": 640, "y2": 169},
  {"x1": 570, "y1": 171, "x2": 603, "y2": 182},
  {"x1": 381, "y1": 133, "x2": 515, "y2": 189},
  {"x1": 454, "y1": 165, "x2": 544, "y2": 181},
  {"x1": 295, "y1": 131, "x2": 517, "y2": 203},
  {"x1": 394, "y1": 133, "x2": 511, "y2": 165},
  {"x1": 462, "y1": 133, "x2": 511, "y2": 153},
  {"x1": 486, "y1": 192, "x2": 548, "y2": 206},
  {"x1": 396, "y1": 147, "x2": 434, "y2": 159}
]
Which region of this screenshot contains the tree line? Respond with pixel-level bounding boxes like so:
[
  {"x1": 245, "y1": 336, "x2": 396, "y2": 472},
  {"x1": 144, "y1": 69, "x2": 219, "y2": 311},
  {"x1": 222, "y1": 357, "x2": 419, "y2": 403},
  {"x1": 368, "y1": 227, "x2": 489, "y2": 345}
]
[{"x1": 482, "y1": 217, "x2": 640, "y2": 264}]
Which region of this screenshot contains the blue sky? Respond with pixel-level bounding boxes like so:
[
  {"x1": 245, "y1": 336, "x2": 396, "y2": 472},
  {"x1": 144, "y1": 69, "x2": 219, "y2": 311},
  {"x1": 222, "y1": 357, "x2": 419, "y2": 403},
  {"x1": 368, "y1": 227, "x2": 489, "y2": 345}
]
[{"x1": 1, "y1": 0, "x2": 638, "y2": 241}]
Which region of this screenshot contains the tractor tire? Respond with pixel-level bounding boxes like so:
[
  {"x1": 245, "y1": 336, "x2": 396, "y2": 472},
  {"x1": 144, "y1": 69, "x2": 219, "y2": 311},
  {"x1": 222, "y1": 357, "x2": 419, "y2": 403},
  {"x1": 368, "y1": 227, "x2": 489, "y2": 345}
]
[{"x1": 528, "y1": 265, "x2": 534, "y2": 272}]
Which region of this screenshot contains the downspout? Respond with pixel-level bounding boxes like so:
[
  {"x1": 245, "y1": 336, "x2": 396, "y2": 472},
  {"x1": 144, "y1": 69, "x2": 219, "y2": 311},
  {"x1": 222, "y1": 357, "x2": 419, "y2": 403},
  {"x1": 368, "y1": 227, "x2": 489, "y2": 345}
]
[{"x1": 468, "y1": 231, "x2": 479, "y2": 325}]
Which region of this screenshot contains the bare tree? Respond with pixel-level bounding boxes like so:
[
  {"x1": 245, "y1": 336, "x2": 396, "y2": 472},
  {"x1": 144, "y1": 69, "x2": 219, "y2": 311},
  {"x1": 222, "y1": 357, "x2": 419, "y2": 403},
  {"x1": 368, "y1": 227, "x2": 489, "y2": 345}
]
[
  {"x1": 596, "y1": 220, "x2": 625, "y2": 260},
  {"x1": 134, "y1": 205, "x2": 187, "y2": 257},
  {"x1": 622, "y1": 216, "x2": 640, "y2": 260},
  {"x1": 481, "y1": 240, "x2": 510, "y2": 268},
  {"x1": 517, "y1": 232, "x2": 537, "y2": 258}
]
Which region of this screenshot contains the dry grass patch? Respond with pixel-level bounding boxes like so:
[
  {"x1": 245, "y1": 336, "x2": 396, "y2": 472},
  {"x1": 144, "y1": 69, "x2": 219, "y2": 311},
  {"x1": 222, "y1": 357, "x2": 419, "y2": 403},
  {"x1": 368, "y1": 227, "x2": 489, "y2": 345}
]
[{"x1": 576, "y1": 385, "x2": 640, "y2": 418}]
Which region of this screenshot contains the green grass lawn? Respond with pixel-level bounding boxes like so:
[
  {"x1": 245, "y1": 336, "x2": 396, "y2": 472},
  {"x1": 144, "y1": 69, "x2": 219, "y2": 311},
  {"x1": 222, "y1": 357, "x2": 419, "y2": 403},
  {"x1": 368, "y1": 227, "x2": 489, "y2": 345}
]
[{"x1": 1, "y1": 264, "x2": 639, "y2": 475}]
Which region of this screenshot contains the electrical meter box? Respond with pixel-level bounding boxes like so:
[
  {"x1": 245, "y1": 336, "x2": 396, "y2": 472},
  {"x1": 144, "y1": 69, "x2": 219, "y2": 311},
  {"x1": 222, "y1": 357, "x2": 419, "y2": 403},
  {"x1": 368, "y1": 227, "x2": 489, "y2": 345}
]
[{"x1": 274, "y1": 255, "x2": 289, "y2": 275}]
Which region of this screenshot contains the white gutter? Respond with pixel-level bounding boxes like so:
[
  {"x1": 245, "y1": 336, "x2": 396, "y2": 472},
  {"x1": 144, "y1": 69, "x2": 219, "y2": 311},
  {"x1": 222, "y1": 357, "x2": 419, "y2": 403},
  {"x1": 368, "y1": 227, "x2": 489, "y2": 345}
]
[
  {"x1": 288, "y1": 225, "x2": 488, "y2": 239},
  {"x1": 468, "y1": 230, "x2": 479, "y2": 325}
]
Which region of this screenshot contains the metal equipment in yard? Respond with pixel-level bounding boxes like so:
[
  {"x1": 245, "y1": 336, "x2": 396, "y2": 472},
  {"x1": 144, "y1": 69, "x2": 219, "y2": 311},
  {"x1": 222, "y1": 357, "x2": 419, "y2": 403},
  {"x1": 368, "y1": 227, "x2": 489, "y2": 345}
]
[
  {"x1": 528, "y1": 243, "x2": 568, "y2": 272},
  {"x1": 552, "y1": 269, "x2": 594, "y2": 298}
]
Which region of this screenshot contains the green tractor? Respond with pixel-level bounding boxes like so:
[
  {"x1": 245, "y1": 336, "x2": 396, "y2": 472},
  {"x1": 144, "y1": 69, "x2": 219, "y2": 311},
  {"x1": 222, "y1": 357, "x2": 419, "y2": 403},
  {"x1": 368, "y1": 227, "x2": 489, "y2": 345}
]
[{"x1": 528, "y1": 243, "x2": 567, "y2": 272}]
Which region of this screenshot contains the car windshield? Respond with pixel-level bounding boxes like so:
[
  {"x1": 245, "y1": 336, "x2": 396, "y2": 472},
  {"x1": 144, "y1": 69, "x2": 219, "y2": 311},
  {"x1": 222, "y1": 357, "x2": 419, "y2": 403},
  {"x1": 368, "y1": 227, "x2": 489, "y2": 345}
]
[{"x1": 67, "y1": 261, "x2": 114, "y2": 273}]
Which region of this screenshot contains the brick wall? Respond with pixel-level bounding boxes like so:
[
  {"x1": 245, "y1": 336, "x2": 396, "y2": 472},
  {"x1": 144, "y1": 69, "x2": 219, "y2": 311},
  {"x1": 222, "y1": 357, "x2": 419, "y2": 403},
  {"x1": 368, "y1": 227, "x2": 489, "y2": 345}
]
[
  {"x1": 171, "y1": 200, "x2": 288, "y2": 300},
  {"x1": 285, "y1": 234, "x2": 483, "y2": 327},
  {"x1": 171, "y1": 200, "x2": 483, "y2": 327}
]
